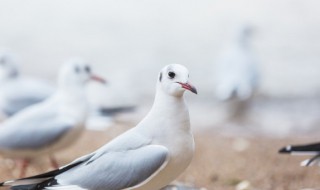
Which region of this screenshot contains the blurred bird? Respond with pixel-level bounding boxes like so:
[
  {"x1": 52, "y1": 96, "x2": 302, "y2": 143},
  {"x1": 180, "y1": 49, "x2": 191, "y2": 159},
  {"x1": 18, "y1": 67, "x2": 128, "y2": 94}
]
[
  {"x1": 85, "y1": 105, "x2": 136, "y2": 131},
  {"x1": 279, "y1": 142, "x2": 320, "y2": 166},
  {"x1": 0, "y1": 51, "x2": 54, "y2": 117},
  {"x1": 0, "y1": 50, "x2": 133, "y2": 130},
  {"x1": 0, "y1": 59, "x2": 106, "y2": 177},
  {"x1": 214, "y1": 24, "x2": 259, "y2": 120},
  {"x1": 85, "y1": 75, "x2": 138, "y2": 130},
  {"x1": 0, "y1": 64, "x2": 197, "y2": 190},
  {"x1": 95, "y1": 105, "x2": 136, "y2": 116},
  {"x1": 215, "y1": 25, "x2": 259, "y2": 101}
]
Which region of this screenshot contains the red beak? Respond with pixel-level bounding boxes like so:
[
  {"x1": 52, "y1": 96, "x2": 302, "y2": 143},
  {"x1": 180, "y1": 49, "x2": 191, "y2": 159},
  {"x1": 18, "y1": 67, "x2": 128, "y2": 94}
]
[
  {"x1": 177, "y1": 82, "x2": 198, "y2": 94},
  {"x1": 90, "y1": 74, "x2": 107, "y2": 84}
]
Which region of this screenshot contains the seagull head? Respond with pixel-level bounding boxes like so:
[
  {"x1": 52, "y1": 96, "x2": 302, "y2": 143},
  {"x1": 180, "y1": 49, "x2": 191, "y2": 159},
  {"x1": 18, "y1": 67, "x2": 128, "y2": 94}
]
[
  {"x1": 59, "y1": 58, "x2": 106, "y2": 88},
  {"x1": 158, "y1": 64, "x2": 197, "y2": 97},
  {"x1": 236, "y1": 24, "x2": 254, "y2": 45},
  {"x1": 0, "y1": 51, "x2": 19, "y2": 81}
]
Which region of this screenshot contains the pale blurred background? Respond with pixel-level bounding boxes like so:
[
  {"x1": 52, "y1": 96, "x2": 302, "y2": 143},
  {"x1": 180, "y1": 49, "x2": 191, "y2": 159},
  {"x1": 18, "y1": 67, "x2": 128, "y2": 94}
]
[
  {"x1": 0, "y1": 1, "x2": 320, "y2": 189},
  {"x1": 0, "y1": 0, "x2": 320, "y2": 95},
  {"x1": 1, "y1": 0, "x2": 319, "y2": 137}
]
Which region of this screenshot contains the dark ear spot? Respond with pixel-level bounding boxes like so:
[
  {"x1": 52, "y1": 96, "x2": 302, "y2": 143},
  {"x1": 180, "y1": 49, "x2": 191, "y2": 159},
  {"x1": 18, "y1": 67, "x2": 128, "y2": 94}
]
[{"x1": 159, "y1": 72, "x2": 162, "y2": 82}]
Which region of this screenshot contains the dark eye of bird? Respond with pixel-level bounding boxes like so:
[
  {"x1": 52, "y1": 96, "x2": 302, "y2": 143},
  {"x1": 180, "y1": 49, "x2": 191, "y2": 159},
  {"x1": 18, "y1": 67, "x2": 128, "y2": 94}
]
[
  {"x1": 85, "y1": 66, "x2": 91, "y2": 73},
  {"x1": 168, "y1": 71, "x2": 175, "y2": 79}
]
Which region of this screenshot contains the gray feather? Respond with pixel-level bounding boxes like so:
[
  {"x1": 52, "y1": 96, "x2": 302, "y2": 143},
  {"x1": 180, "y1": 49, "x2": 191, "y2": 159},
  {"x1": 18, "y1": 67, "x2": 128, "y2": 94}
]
[
  {"x1": 0, "y1": 102, "x2": 72, "y2": 150},
  {"x1": 3, "y1": 97, "x2": 47, "y2": 116},
  {"x1": 56, "y1": 145, "x2": 168, "y2": 190}
]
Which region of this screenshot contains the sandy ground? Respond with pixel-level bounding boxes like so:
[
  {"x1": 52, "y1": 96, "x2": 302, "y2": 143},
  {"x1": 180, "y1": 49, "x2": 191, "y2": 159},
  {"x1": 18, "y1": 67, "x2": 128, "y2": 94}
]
[{"x1": 0, "y1": 122, "x2": 319, "y2": 190}]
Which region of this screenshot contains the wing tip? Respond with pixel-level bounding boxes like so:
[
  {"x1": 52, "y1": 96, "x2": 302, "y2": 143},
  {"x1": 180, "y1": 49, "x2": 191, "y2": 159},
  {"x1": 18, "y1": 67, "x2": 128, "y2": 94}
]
[
  {"x1": 279, "y1": 145, "x2": 291, "y2": 154},
  {"x1": 0, "y1": 180, "x2": 14, "y2": 186}
]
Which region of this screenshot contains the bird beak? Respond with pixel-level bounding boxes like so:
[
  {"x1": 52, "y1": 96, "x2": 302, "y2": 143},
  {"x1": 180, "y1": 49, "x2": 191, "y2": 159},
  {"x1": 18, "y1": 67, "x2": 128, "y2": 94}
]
[
  {"x1": 177, "y1": 82, "x2": 197, "y2": 94},
  {"x1": 90, "y1": 74, "x2": 107, "y2": 84}
]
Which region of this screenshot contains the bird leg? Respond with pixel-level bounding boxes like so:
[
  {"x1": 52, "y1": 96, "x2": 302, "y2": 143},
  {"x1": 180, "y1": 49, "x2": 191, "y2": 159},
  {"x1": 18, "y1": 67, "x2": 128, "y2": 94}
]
[
  {"x1": 19, "y1": 159, "x2": 29, "y2": 178},
  {"x1": 49, "y1": 155, "x2": 59, "y2": 169},
  {"x1": 304, "y1": 154, "x2": 320, "y2": 166}
]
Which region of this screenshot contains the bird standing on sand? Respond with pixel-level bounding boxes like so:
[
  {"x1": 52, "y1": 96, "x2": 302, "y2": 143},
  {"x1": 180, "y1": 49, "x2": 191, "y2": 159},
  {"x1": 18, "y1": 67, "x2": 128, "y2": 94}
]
[
  {"x1": 0, "y1": 59, "x2": 106, "y2": 177},
  {"x1": 0, "y1": 64, "x2": 197, "y2": 190},
  {"x1": 0, "y1": 51, "x2": 54, "y2": 116},
  {"x1": 214, "y1": 25, "x2": 259, "y2": 121}
]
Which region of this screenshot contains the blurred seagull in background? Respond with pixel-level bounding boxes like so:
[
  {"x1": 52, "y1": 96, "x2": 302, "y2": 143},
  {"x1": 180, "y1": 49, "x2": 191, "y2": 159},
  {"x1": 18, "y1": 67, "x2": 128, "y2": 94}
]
[
  {"x1": 279, "y1": 141, "x2": 320, "y2": 166},
  {"x1": 215, "y1": 24, "x2": 259, "y2": 101},
  {"x1": 214, "y1": 24, "x2": 259, "y2": 120},
  {"x1": 0, "y1": 59, "x2": 106, "y2": 177},
  {"x1": 86, "y1": 104, "x2": 136, "y2": 131},
  {"x1": 0, "y1": 64, "x2": 197, "y2": 190},
  {"x1": 0, "y1": 51, "x2": 54, "y2": 117},
  {"x1": 0, "y1": 50, "x2": 132, "y2": 130}
]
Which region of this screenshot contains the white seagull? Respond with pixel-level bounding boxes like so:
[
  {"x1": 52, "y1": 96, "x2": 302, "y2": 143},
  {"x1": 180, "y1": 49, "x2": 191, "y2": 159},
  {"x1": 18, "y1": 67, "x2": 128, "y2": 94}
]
[
  {"x1": 215, "y1": 25, "x2": 259, "y2": 102},
  {"x1": 0, "y1": 59, "x2": 106, "y2": 177},
  {"x1": 279, "y1": 141, "x2": 320, "y2": 167},
  {"x1": 0, "y1": 51, "x2": 54, "y2": 116},
  {"x1": 0, "y1": 64, "x2": 197, "y2": 190}
]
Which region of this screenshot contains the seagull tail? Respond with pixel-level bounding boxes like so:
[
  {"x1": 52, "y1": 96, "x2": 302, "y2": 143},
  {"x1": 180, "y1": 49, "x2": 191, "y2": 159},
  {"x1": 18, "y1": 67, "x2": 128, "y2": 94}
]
[
  {"x1": 10, "y1": 184, "x2": 38, "y2": 190},
  {"x1": 6, "y1": 178, "x2": 58, "y2": 190},
  {"x1": 0, "y1": 160, "x2": 84, "y2": 189}
]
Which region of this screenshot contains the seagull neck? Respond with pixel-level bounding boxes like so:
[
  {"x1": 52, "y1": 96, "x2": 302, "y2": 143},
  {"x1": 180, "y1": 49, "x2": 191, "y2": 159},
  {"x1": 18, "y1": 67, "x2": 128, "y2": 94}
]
[
  {"x1": 58, "y1": 85, "x2": 86, "y2": 102},
  {"x1": 236, "y1": 34, "x2": 250, "y2": 49},
  {"x1": 152, "y1": 90, "x2": 185, "y2": 109},
  {"x1": 151, "y1": 88, "x2": 189, "y2": 122},
  {"x1": 56, "y1": 85, "x2": 88, "y2": 122},
  {"x1": 138, "y1": 88, "x2": 191, "y2": 135}
]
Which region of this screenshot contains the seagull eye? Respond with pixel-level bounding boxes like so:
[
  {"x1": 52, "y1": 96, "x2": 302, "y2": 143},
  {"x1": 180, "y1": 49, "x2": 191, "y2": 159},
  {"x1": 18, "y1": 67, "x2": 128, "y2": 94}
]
[
  {"x1": 168, "y1": 71, "x2": 175, "y2": 79},
  {"x1": 85, "y1": 66, "x2": 91, "y2": 73}
]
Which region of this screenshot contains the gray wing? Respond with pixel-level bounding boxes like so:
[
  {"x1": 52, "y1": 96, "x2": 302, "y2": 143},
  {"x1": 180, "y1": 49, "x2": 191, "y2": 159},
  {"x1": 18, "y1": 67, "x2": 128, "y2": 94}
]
[
  {"x1": 55, "y1": 145, "x2": 168, "y2": 190},
  {"x1": 3, "y1": 97, "x2": 47, "y2": 116},
  {"x1": 0, "y1": 106, "x2": 72, "y2": 150},
  {"x1": 0, "y1": 77, "x2": 54, "y2": 116}
]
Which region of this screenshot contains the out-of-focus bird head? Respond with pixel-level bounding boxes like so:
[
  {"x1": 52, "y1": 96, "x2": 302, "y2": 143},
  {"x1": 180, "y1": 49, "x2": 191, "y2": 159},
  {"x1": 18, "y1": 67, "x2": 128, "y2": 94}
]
[
  {"x1": 236, "y1": 24, "x2": 254, "y2": 46},
  {"x1": 58, "y1": 58, "x2": 106, "y2": 89},
  {"x1": 0, "y1": 51, "x2": 19, "y2": 81},
  {"x1": 157, "y1": 64, "x2": 197, "y2": 97}
]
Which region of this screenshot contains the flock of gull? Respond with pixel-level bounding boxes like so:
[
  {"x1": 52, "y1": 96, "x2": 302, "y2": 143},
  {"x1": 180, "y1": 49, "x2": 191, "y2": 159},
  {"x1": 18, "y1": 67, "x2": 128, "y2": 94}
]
[
  {"x1": 0, "y1": 54, "x2": 199, "y2": 190},
  {"x1": 0, "y1": 25, "x2": 318, "y2": 190}
]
